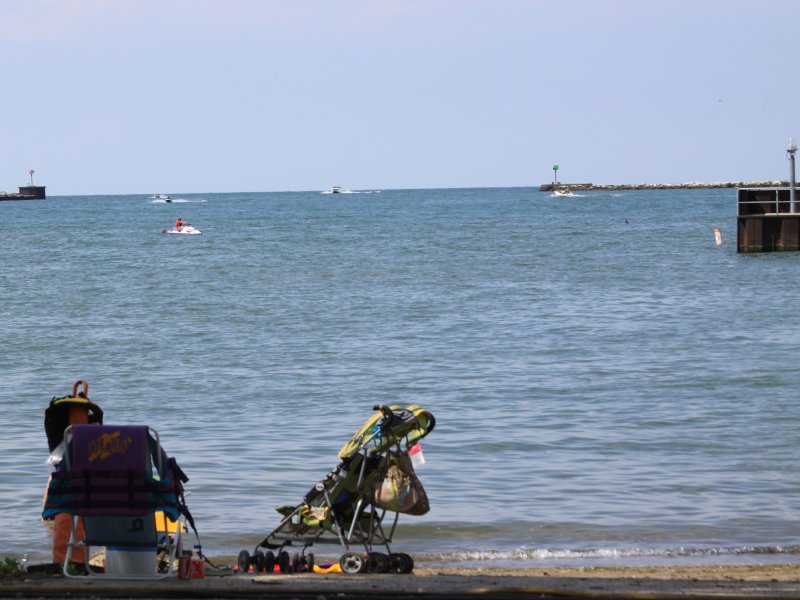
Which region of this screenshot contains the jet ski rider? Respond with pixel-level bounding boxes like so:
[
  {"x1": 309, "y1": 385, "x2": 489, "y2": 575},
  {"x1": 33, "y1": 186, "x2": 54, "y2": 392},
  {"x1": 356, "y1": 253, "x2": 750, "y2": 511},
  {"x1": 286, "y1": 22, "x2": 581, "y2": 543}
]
[{"x1": 175, "y1": 217, "x2": 183, "y2": 231}]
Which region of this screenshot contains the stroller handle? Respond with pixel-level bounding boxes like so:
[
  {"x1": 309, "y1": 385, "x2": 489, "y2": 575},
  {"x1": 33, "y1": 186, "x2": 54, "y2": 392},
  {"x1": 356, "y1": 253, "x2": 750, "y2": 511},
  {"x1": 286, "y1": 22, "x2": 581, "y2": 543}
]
[{"x1": 373, "y1": 404, "x2": 394, "y2": 425}]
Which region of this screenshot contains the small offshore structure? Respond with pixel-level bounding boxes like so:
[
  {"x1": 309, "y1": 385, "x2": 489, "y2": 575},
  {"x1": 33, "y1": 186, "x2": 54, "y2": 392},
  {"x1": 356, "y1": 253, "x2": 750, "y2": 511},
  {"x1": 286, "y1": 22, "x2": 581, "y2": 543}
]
[
  {"x1": 0, "y1": 169, "x2": 46, "y2": 201},
  {"x1": 737, "y1": 139, "x2": 800, "y2": 253}
]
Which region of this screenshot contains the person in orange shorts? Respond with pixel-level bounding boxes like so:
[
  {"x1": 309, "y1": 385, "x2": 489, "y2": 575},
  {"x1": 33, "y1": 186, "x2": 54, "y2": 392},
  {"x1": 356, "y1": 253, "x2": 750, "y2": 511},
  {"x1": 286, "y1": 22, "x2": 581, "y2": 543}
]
[
  {"x1": 175, "y1": 217, "x2": 184, "y2": 231},
  {"x1": 44, "y1": 382, "x2": 103, "y2": 567}
]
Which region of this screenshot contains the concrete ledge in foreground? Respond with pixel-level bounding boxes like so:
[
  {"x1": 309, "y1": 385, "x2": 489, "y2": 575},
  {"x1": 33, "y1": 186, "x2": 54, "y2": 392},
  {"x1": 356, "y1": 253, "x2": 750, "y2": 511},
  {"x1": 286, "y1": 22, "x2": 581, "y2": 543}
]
[{"x1": 3, "y1": 565, "x2": 800, "y2": 600}]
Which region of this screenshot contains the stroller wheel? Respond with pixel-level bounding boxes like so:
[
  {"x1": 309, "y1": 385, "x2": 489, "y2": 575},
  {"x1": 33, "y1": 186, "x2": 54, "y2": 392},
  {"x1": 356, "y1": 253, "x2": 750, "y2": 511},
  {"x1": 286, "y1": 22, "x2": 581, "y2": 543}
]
[
  {"x1": 366, "y1": 552, "x2": 389, "y2": 573},
  {"x1": 253, "y1": 551, "x2": 265, "y2": 573},
  {"x1": 339, "y1": 551, "x2": 367, "y2": 574},
  {"x1": 264, "y1": 551, "x2": 275, "y2": 573},
  {"x1": 304, "y1": 552, "x2": 315, "y2": 572},
  {"x1": 291, "y1": 552, "x2": 301, "y2": 573},
  {"x1": 278, "y1": 550, "x2": 291, "y2": 573},
  {"x1": 388, "y1": 552, "x2": 414, "y2": 574},
  {"x1": 237, "y1": 550, "x2": 252, "y2": 573}
]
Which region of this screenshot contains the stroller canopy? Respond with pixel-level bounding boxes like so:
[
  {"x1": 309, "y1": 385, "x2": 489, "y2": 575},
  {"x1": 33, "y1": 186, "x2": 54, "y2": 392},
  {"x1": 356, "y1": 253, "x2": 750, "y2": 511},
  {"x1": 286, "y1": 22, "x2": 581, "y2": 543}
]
[{"x1": 339, "y1": 404, "x2": 435, "y2": 460}]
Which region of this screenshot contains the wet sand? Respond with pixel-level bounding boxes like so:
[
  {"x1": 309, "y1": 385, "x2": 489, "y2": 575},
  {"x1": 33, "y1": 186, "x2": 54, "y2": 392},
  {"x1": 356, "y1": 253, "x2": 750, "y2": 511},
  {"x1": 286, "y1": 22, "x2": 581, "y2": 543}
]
[{"x1": 4, "y1": 562, "x2": 800, "y2": 599}]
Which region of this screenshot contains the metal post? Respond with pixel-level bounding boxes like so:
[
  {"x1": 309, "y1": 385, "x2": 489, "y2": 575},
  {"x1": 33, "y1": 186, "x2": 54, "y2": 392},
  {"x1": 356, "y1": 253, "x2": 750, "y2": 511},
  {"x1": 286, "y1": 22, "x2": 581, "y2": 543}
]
[{"x1": 788, "y1": 138, "x2": 797, "y2": 213}]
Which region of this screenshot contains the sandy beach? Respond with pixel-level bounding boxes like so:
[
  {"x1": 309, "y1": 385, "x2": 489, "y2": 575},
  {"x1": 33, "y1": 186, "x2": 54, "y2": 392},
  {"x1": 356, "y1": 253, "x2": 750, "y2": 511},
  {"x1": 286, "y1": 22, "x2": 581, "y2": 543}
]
[{"x1": 4, "y1": 562, "x2": 800, "y2": 599}]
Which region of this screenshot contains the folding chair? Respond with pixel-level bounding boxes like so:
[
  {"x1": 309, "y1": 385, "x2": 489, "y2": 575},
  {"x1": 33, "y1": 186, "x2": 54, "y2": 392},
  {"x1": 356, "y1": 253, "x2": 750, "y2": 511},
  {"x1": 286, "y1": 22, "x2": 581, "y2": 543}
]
[{"x1": 43, "y1": 424, "x2": 188, "y2": 579}]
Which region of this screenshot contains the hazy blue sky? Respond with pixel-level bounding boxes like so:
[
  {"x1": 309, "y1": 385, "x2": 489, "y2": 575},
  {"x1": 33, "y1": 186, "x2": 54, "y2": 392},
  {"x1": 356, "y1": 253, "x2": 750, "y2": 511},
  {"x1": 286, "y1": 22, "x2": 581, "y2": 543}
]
[{"x1": 2, "y1": 0, "x2": 799, "y2": 195}]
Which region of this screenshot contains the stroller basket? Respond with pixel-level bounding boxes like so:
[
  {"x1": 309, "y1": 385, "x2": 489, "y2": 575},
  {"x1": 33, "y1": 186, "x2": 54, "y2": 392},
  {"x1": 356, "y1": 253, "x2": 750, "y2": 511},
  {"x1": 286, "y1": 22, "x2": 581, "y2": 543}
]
[{"x1": 239, "y1": 404, "x2": 435, "y2": 575}]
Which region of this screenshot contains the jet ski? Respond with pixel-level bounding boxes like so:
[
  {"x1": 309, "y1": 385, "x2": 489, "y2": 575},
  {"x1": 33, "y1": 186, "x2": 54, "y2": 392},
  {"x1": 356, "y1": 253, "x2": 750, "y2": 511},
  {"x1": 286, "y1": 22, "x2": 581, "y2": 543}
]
[{"x1": 163, "y1": 225, "x2": 201, "y2": 235}]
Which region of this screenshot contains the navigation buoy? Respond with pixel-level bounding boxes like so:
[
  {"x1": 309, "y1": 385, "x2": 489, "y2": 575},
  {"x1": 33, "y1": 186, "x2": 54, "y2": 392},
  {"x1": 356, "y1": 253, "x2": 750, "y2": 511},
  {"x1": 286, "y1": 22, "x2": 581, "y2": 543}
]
[{"x1": 714, "y1": 228, "x2": 722, "y2": 246}]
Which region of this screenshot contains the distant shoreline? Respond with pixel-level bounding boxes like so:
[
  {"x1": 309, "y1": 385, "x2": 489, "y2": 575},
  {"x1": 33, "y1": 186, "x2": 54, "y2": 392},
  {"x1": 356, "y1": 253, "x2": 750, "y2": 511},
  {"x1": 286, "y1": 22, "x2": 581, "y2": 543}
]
[{"x1": 539, "y1": 180, "x2": 792, "y2": 191}]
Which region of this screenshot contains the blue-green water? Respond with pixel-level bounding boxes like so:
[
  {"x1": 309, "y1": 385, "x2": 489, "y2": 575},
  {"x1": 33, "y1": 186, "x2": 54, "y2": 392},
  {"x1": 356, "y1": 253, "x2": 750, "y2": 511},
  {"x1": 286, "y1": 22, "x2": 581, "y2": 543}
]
[{"x1": 2, "y1": 187, "x2": 799, "y2": 567}]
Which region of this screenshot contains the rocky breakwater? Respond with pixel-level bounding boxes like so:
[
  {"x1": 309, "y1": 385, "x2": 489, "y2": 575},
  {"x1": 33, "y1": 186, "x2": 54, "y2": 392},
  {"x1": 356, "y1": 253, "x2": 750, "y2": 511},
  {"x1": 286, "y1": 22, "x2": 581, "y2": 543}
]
[
  {"x1": 540, "y1": 180, "x2": 790, "y2": 191},
  {"x1": 590, "y1": 180, "x2": 789, "y2": 190}
]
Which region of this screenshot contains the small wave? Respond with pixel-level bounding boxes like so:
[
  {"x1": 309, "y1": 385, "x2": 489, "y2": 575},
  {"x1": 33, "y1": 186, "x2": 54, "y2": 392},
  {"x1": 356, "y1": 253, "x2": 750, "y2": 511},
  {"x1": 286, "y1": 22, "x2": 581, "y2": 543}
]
[{"x1": 421, "y1": 544, "x2": 800, "y2": 566}]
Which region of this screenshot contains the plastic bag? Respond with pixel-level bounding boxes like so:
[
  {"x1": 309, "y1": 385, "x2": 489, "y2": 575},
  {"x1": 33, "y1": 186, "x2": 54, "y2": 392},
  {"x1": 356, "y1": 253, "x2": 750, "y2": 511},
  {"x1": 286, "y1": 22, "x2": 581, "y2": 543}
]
[{"x1": 45, "y1": 440, "x2": 65, "y2": 473}]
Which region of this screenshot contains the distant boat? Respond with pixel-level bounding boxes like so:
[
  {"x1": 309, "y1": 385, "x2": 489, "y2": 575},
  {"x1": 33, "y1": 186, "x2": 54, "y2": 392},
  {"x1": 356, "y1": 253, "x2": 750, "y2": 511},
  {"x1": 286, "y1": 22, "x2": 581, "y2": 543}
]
[
  {"x1": 322, "y1": 186, "x2": 350, "y2": 194},
  {"x1": 150, "y1": 193, "x2": 173, "y2": 201},
  {"x1": 553, "y1": 188, "x2": 574, "y2": 197}
]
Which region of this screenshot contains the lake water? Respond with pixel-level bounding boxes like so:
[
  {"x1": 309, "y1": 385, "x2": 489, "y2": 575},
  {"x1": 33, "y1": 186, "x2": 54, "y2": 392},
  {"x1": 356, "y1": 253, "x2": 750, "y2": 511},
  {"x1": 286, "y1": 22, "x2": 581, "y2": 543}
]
[{"x1": 1, "y1": 187, "x2": 799, "y2": 568}]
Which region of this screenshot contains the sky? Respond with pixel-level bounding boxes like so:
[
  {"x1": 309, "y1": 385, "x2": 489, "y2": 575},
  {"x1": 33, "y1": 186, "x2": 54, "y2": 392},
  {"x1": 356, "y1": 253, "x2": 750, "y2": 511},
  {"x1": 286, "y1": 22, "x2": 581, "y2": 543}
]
[{"x1": 1, "y1": 0, "x2": 799, "y2": 195}]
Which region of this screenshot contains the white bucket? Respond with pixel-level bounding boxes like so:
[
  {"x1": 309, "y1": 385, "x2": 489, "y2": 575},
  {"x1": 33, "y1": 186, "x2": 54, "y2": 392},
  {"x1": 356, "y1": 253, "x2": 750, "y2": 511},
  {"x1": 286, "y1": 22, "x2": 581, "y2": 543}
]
[{"x1": 105, "y1": 547, "x2": 156, "y2": 575}]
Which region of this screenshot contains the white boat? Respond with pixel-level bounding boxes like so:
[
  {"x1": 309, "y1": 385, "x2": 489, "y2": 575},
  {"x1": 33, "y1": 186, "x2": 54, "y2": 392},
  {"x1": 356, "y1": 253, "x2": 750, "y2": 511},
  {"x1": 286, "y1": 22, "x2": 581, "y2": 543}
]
[
  {"x1": 164, "y1": 225, "x2": 201, "y2": 235},
  {"x1": 553, "y1": 188, "x2": 574, "y2": 197},
  {"x1": 322, "y1": 186, "x2": 350, "y2": 194},
  {"x1": 150, "y1": 193, "x2": 173, "y2": 201}
]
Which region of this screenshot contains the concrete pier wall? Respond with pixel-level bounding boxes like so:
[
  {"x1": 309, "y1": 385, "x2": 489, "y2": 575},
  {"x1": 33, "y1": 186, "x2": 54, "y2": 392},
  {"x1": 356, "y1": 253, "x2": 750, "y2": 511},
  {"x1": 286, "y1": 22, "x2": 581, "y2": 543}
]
[
  {"x1": 0, "y1": 185, "x2": 46, "y2": 200},
  {"x1": 737, "y1": 187, "x2": 800, "y2": 252}
]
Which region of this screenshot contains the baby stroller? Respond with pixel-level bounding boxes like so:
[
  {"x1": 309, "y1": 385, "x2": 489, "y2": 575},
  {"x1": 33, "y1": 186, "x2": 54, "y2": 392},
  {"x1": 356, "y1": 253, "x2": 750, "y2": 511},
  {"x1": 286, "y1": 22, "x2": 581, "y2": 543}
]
[{"x1": 238, "y1": 404, "x2": 435, "y2": 574}]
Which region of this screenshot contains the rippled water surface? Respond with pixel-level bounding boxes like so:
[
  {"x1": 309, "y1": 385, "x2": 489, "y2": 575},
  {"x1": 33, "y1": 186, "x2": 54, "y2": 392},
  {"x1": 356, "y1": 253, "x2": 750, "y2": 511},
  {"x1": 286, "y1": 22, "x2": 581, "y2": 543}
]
[{"x1": 2, "y1": 187, "x2": 799, "y2": 566}]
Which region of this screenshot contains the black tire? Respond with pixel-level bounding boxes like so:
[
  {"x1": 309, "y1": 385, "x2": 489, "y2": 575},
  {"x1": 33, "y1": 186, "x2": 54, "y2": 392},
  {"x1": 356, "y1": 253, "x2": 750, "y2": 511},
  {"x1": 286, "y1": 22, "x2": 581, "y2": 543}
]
[
  {"x1": 387, "y1": 552, "x2": 403, "y2": 574},
  {"x1": 278, "y1": 550, "x2": 291, "y2": 573},
  {"x1": 388, "y1": 552, "x2": 413, "y2": 574},
  {"x1": 291, "y1": 552, "x2": 301, "y2": 573},
  {"x1": 237, "y1": 550, "x2": 251, "y2": 573},
  {"x1": 366, "y1": 552, "x2": 390, "y2": 573},
  {"x1": 398, "y1": 552, "x2": 414, "y2": 574},
  {"x1": 264, "y1": 550, "x2": 275, "y2": 574},
  {"x1": 305, "y1": 552, "x2": 315, "y2": 573},
  {"x1": 253, "y1": 551, "x2": 265, "y2": 573},
  {"x1": 339, "y1": 551, "x2": 367, "y2": 574}
]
